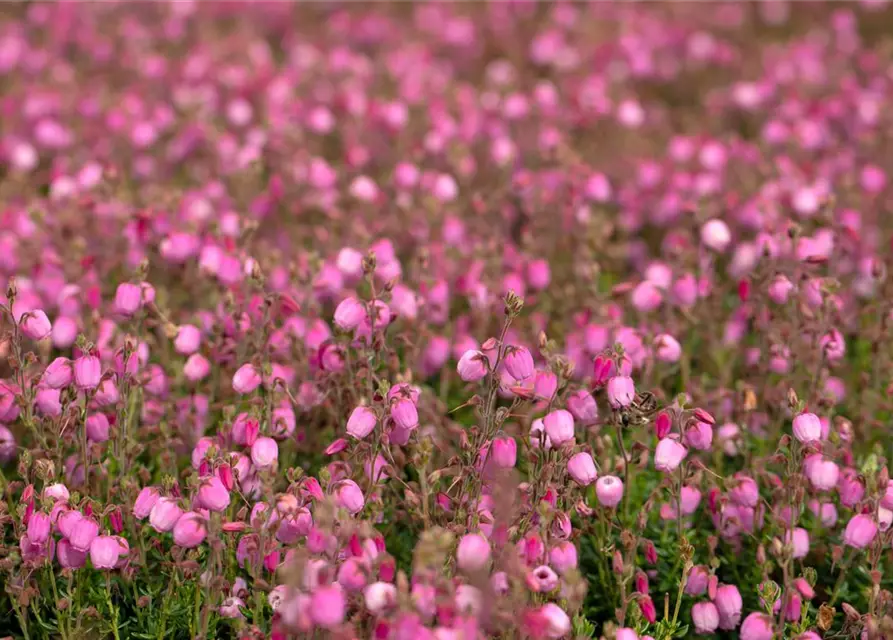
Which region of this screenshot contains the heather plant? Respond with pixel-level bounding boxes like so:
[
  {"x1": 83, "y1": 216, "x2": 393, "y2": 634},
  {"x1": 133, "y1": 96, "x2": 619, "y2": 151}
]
[{"x1": 4, "y1": 2, "x2": 893, "y2": 639}]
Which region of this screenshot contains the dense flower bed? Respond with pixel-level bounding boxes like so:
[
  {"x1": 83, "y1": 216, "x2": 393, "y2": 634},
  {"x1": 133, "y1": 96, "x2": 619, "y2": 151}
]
[{"x1": 2, "y1": 2, "x2": 893, "y2": 639}]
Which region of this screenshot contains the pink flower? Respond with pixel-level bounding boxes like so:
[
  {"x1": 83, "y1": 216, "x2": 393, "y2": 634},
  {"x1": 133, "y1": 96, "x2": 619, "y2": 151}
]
[
  {"x1": 768, "y1": 275, "x2": 794, "y2": 304},
  {"x1": 654, "y1": 334, "x2": 682, "y2": 362},
  {"x1": 654, "y1": 438, "x2": 687, "y2": 472},
  {"x1": 184, "y1": 354, "x2": 210, "y2": 381},
  {"x1": 792, "y1": 412, "x2": 822, "y2": 443},
  {"x1": 86, "y1": 413, "x2": 110, "y2": 442},
  {"x1": 334, "y1": 297, "x2": 366, "y2": 331},
  {"x1": 363, "y1": 582, "x2": 397, "y2": 615},
  {"x1": 606, "y1": 376, "x2": 635, "y2": 408},
  {"x1": 567, "y1": 390, "x2": 598, "y2": 424},
  {"x1": 43, "y1": 357, "x2": 73, "y2": 389},
  {"x1": 174, "y1": 325, "x2": 202, "y2": 355},
  {"x1": 504, "y1": 346, "x2": 534, "y2": 381},
  {"x1": 57, "y1": 538, "x2": 86, "y2": 569},
  {"x1": 74, "y1": 354, "x2": 101, "y2": 390},
  {"x1": 149, "y1": 498, "x2": 183, "y2": 533},
  {"x1": 685, "y1": 421, "x2": 713, "y2": 450},
  {"x1": 715, "y1": 584, "x2": 743, "y2": 630},
  {"x1": 543, "y1": 409, "x2": 574, "y2": 446},
  {"x1": 596, "y1": 475, "x2": 624, "y2": 508},
  {"x1": 567, "y1": 452, "x2": 597, "y2": 486},
  {"x1": 346, "y1": 406, "x2": 377, "y2": 439},
  {"x1": 336, "y1": 480, "x2": 365, "y2": 514},
  {"x1": 804, "y1": 455, "x2": 839, "y2": 491},
  {"x1": 89, "y1": 535, "x2": 125, "y2": 569},
  {"x1": 701, "y1": 219, "x2": 731, "y2": 252},
  {"x1": 692, "y1": 602, "x2": 719, "y2": 634},
  {"x1": 538, "y1": 603, "x2": 571, "y2": 638},
  {"x1": 739, "y1": 612, "x2": 773, "y2": 640},
  {"x1": 390, "y1": 398, "x2": 418, "y2": 431},
  {"x1": 457, "y1": 349, "x2": 488, "y2": 382},
  {"x1": 114, "y1": 283, "x2": 143, "y2": 317},
  {"x1": 310, "y1": 585, "x2": 345, "y2": 629},
  {"x1": 490, "y1": 436, "x2": 517, "y2": 468},
  {"x1": 232, "y1": 364, "x2": 262, "y2": 394},
  {"x1": 526, "y1": 565, "x2": 559, "y2": 592},
  {"x1": 549, "y1": 541, "x2": 578, "y2": 574},
  {"x1": 197, "y1": 476, "x2": 231, "y2": 512},
  {"x1": 457, "y1": 533, "x2": 491, "y2": 572},
  {"x1": 21, "y1": 309, "x2": 52, "y2": 340},
  {"x1": 251, "y1": 437, "x2": 279, "y2": 469},
  {"x1": 173, "y1": 511, "x2": 207, "y2": 548},
  {"x1": 69, "y1": 517, "x2": 100, "y2": 552},
  {"x1": 26, "y1": 512, "x2": 50, "y2": 545},
  {"x1": 843, "y1": 514, "x2": 878, "y2": 548}
]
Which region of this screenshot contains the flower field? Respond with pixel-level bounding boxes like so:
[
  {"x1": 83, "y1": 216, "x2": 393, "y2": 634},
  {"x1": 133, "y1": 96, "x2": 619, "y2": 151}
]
[{"x1": 3, "y1": 2, "x2": 893, "y2": 639}]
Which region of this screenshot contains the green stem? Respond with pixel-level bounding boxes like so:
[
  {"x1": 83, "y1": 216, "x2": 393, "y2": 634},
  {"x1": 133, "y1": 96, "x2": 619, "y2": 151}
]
[
  {"x1": 105, "y1": 576, "x2": 121, "y2": 640},
  {"x1": 10, "y1": 596, "x2": 31, "y2": 640},
  {"x1": 48, "y1": 568, "x2": 68, "y2": 640}
]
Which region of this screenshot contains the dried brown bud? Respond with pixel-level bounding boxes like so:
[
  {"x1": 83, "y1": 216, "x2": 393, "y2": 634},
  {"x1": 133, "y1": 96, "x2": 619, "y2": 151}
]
[{"x1": 817, "y1": 603, "x2": 835, "y2": 631}]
